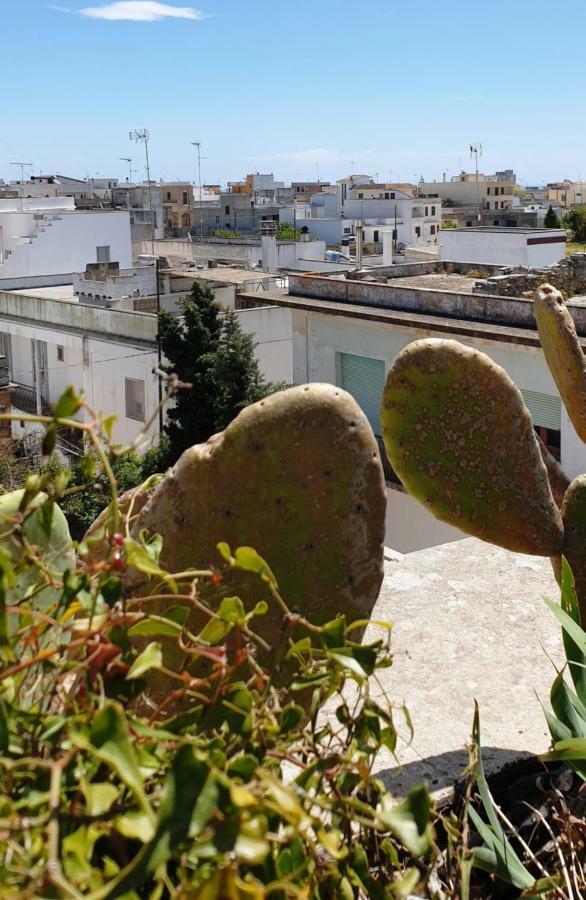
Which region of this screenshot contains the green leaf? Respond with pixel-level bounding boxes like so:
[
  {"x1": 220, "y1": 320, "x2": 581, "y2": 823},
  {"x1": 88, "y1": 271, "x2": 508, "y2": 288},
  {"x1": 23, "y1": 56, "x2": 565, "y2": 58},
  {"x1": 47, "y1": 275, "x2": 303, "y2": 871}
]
[
  {"x1": 378, "y1": 784, "x2": 432, "y2": 856},
  {"x1": 0, "y1": 702, "x2": 8, "y2": 753},
  {"x1": 327, "y1": 645, "x2": 377, "y2": 677},
  {"x1": 42, "y1": 423, "x2": 57, "y2": 456},
  {"x1": 53, "y1": 386, "x2": 83, "y2": 419},
  {"x1": 83, "y1": 782, "x2": 119, "y2": 816},
  {"x1": 128, "y1": 615, "x2": 183, "y2": 638},
  {"x1": 70, "y1": 701, "x2": 153, "y2": 824},
  {"x1": 126, "y1": 642, "x2": 163, "y2": 680},
  {"x1": 560, "y1": 558, "x2": 586, "y2": 699},
  {"x1": 320, "y1": 616, "x2": 346, "y2": 649},
  {"x1": 114, "y1": 810, "x2": 155, "y2": 842},
  {"x1": 124, "y1": 538, "x2": 171, "y2": 583},
  {"x1": 232, "y1": 546, "x2": 276, "y2": 584},
  {"x1": 279, "y1": 703, "x2": 305, "y2": 734},
  {"x1": 103, "y1": 746, "x2": 210, "y2": 898},
  {"x1": 544, "y1": 595, "x2": 586, "y2": 656}
]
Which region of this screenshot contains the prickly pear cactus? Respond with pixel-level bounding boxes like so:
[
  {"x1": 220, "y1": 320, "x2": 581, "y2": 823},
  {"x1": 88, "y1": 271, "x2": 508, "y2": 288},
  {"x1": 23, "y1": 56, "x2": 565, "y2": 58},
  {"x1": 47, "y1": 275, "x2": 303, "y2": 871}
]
[
  {"x1": 534, "y1": 284, "x2": 586, "y2": 442},
  {"x1": 381, "y1": 338, "x2": 564, "y2": 555},
  {"x1": 559, "y1": 475, "x2": 586, "y2": 626},
  {"x1": 134, "y1": 383, "x2": 386, "y2": 626},
  {"x1": 0, "y1": 489, "x2": 74, "y2": 636}
]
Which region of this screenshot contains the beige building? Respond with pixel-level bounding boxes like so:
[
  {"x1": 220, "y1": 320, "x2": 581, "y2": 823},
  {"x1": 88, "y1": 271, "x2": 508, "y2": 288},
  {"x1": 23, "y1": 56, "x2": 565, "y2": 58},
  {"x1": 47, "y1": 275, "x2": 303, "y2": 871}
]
[
  {"x1": 546, "y1": 181, "x2": 586, "y2": 209},
  {"x1": 420, "y1": 171, "x2": 515, "y2": 213},
  {"x1": 162, "y1": 182, "x2": 194, "y2": 232}
]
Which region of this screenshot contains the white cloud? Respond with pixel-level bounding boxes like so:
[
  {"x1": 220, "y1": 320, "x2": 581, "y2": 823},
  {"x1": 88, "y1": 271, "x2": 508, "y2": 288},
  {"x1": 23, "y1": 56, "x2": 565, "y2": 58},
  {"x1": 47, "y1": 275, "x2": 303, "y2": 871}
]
[{"x1": 79, "y1": 2, "x2": 204, "y2": 21}]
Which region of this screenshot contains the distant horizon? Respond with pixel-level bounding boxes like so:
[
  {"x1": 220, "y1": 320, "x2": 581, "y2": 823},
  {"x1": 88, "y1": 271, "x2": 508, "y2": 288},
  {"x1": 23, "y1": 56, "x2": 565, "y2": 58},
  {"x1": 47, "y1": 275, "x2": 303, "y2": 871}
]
[{"x1": 3, "y1": 0, "x2": 586, "y2": 187}]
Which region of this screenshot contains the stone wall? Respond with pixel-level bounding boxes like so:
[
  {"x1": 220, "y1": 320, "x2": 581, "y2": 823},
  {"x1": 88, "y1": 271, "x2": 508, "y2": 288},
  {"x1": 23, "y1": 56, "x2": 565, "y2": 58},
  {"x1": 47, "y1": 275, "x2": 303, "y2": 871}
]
[{"x1": 473, "y1": 252, "x2": 586, "y2": 298}]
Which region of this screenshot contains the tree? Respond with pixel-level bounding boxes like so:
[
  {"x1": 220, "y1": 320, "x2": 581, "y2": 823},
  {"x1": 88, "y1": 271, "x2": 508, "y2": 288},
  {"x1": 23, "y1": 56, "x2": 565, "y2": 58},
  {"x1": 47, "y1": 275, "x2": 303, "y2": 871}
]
[
  {"x1": 158, "y1": 282, "x2": 280, "y2": 463},
  {"x1": 544, "y1": 205, "x2": 560, "y2": 228},
  {"x1": 276, "y1": 222, "x2": 301, "y2": 240},
  {"x1": 564, "y1": 205, "x2": 586, "y2": 242}
]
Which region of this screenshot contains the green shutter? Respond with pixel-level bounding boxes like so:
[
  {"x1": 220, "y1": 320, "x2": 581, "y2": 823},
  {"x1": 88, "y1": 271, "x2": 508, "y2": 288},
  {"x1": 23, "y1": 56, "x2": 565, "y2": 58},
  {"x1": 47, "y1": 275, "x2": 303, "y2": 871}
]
[
  {"x1": 340, "y1": 353, "x2": 386, "y2": 435},
  {"x1": 521, "y1": 389, "x2": 561, "y2": 431}
]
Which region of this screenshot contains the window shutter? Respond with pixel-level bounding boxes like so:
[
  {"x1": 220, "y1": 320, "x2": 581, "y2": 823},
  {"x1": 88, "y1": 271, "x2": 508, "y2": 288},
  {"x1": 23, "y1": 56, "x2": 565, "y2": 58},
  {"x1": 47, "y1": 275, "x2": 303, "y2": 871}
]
[
  {"x1": 520, "y1": 389, "x2": 561, "y2": 431},
  {"x1": 340, "y1": 353, "x2": 386, "y2": 435}
]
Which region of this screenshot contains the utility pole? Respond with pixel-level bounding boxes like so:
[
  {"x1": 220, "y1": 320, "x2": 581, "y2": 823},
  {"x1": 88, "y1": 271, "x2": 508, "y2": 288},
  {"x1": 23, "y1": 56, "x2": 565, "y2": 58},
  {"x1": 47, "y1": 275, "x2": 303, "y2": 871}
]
[
  {"x1": 316, "y1": 162, "x2": 320, "y2": 184},
  {"x1": 470, "y1": 143, "x2": 483, "y2": 224},
  {"x1": 11, "y1": 162, "x2": 33, "y2": 209},
  {"x1": 191, "y1": 141, "x2": 207, "y2": 241},
  {"x1": 130, "y1": 129, "x2": 154, "y2": 254},
  {"x1": 120, "y1": 156, "x2": 133, "y2": 185}
]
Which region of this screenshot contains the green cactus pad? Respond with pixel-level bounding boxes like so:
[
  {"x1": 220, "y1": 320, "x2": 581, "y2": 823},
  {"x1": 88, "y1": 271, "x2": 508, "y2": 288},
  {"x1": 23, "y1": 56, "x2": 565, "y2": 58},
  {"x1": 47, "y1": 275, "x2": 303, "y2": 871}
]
[
  {"x1": 0, "y1": 489, "x2": 74, "y2": 635},
  {"x1": 381, "y1": 338, "x2": 563, "y2": 555},
  {"x1": 134, "y1": 384, "x2": 386, "y2": 626},
  {"x1": 560, "y1": 475, "x2": 586, "y2": 626},
  {"x1": 534, "y1": 283, "x2": 586, "y2": 442}
]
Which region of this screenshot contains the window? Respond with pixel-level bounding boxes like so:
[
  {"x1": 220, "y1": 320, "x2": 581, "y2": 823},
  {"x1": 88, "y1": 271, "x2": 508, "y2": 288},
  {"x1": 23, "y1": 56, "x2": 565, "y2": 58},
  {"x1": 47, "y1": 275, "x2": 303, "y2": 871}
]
[
  {"x1": 225, "y1": 205, "x2": 230, "y2": 215},
  {"x1": 431, "y1": 205, "x2": 436, "y2": 215},
  {"x1": 466, "y1": 220, "x2": 473, "y2": 227},
  {"x1": 57, "y1": 345, "x2": 64, "y2": 362},
  {"x1": 425, "y1": 206, "x2": 429, "y2": 216},
  {"x1": 415, "y1": 226, "x2": 421, "y2": 237},
  {"x1": 487, "y1": 187, "x2": 491, "y2": 195},
  {"x1": 493, "y1": 219, "x2": 499, "y2": 226},
  {"x1": 430, "y1": 225, "x2": 436, "y2": 235},
  {"x1": 125, "y1": 378, "x2": 145, "y2": 422},
  {"x1": 390, "y1": 192, "x2": 395, "y2": 199},
  {"x1": 215, "y1": 215, "x2": 220, "y2": 224},
  {"x1": 339, "y1": 353, "x2": 385, "y2": 435},
  {"x1": 392, "y1": 228, "x2": 397, "y2": 239},
  {"x1": 373, "y1": 229, "x2": 379, "y2": 242},
  {"x1": 501, "y1": 201, "x2": 506, "y2": 209},
  {"x1": 96, "y1": 245, "x2": 110, "y2": 263},
  {"x1": 521, "y1": 389, "x2": 561, "y2": 460},
  {"x1": 182, "y1": 191, "x2": 188, "y2": 204},
  {"x1": 166, "y1": 192, "x2": 171, "y2": 201},
  {"x1": 358, "y1": 193, "x2": 363, "y2": 199},
  {"x1": 385, "y1": 192, "x2": 390, "y2": 199},
  {"x1": 501, "y1": 187, "x2": 505, "y2": 195}
]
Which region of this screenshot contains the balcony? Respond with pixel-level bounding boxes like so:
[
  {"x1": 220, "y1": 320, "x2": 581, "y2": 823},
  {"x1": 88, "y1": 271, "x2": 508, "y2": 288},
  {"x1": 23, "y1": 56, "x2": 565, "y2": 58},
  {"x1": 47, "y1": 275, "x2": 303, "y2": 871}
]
[{"x1": 11, "y1": 382, "x2": 51, "y2": 416}]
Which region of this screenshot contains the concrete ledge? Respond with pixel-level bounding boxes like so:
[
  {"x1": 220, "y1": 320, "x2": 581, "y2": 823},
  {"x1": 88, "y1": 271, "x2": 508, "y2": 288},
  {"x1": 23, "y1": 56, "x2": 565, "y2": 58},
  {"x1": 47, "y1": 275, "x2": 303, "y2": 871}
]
[{"x1": 366, "y1": 538, "x2": 562, "y2": 796}]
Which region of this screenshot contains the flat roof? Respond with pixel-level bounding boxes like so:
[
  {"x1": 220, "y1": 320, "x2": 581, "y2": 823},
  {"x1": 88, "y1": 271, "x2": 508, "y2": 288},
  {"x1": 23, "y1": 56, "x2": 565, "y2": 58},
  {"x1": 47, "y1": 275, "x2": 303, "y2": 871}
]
[
  {"x1": 11, "y1": 285, "x2": 77, "y2": 302},
  {"x1": 448, "y1": 226, "x2": 565, "y2": 235},
  {"x1": 240, "y1": 288, "x2": 586, "y2": 350},
  {"x1": 164, "y1": 266, "x2": 277, "y2": 285}
]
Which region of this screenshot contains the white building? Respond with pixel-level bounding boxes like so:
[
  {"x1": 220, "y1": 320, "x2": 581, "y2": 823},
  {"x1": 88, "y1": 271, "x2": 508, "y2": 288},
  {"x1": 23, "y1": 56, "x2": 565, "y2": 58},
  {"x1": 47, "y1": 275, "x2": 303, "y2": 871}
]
[
  {"x1": 0, "y1": 197, "x2": 132, "y2": 290},
  {"x1": 0, "y1": 286, "x2": 160, "y2": 450},
  {"x1": 288, "y1": 176, "x2": 441, "y2": 248},
  {"x1": 235, "y1": 270, "x2": 586, "y2": 553},
  {"x1": 439, "y1": 227, "x2": 566, "y2": 267}
]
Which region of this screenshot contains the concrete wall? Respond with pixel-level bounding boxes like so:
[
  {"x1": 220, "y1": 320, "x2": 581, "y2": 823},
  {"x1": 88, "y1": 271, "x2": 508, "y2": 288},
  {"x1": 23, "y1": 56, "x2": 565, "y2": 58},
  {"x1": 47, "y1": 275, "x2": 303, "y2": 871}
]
[
  {"x1": 236, "y1": 305, "x2": 293, "y2": 383},
  {"x1": 3, "y1": 310, "x2": 159, "y2": 448},
  {"x1": 0, "y1": 210, "x2": 132, "y2": 281},
  {"x1": 287, "y1": 273, "x2": 586, "y2": 335},
  {"x1": 289, "y1": 304, "x2": 586, "y2": 488},
  {"x1": 385, "y1": 487, "x2": 465, "y2": 553},
  {"x1": 439, "y1": 229, "x2": 566, "y2": 267}
]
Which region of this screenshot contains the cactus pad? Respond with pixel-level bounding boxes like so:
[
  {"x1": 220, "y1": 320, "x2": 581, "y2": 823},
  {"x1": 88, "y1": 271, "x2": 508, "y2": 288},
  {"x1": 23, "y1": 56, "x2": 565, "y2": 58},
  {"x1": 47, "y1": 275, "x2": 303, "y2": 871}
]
[
  {"x1": 381, "y1": 338, "x2": 563, "y2": 555},
  {"x1": 0, "y1": 490, "x2": 74, "y2": 635},
  {"x1": 534, "y1": 284, "x2": 586, "y2": 442},
  {"x1": 560, "y1": 475, "x2": 586, "y2": 625},
  {"x1": 134, "y1": 383, "x2": 386, "y2": 625}
]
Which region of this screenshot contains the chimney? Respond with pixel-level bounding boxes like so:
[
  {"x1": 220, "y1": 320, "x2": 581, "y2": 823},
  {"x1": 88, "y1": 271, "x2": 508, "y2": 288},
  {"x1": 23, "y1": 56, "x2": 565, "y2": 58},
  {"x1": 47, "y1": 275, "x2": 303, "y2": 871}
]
[
  {"x1": 261, "y1": 221, "x2": 278, "y2": 273},
  {"x1": 355, "y1": 225, "x2": 364, "y2": 270}
]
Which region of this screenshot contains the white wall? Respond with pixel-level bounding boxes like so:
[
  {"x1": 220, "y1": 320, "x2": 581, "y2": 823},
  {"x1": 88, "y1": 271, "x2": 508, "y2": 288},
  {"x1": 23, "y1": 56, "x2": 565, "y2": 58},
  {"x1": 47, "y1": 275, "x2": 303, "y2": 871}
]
[
  {"x1": 0, "y1": 209, "x2": 132, "y2": 281},
  {"x1": 236, "y1": 306, "x2": 293, "y2": 383},
  {"x1": 439, "y1": 229, "x2": 566, "y2": 267},
  {"x1": 289, "y1": 306, "x2": 586, "y2": 512},
  {"x1": 385, "y1": 487, "x2": 465, "y2": 553}
]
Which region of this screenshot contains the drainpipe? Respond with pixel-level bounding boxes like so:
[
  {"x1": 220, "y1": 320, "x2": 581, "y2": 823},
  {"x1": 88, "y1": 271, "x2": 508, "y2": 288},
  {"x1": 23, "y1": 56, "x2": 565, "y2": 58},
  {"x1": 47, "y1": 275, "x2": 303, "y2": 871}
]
[{"x1": 33, "y1": 340, "x2": 42, "y2": 415}]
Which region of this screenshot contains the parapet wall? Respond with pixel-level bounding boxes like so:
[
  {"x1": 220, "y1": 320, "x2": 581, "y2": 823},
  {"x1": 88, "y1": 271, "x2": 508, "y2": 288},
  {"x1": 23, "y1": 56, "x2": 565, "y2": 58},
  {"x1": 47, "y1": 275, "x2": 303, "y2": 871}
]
[
  {"x1": 474, "y1": 253, "x2": 586, "y2": 299},
  {"x1": 288, "y1": 272, "x2": 586, "y2": 335}
]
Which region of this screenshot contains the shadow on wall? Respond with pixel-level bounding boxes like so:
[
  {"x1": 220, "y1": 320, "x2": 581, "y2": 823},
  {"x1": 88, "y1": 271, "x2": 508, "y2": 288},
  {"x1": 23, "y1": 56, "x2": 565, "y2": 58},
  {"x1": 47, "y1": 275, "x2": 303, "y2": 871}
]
[
  {"x1": 377, "y1": 746, "x2": 537, "y2": 797},
  {"x1": 384, "y1": 486, "x2": 465, "y2": 553}
]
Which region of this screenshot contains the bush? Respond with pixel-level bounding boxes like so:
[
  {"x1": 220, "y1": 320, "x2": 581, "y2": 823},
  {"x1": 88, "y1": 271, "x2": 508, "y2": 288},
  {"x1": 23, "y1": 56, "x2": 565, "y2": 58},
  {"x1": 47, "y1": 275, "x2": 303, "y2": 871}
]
[{"x1": 0, "y1": 393, "x2": 440, "y2": 896}]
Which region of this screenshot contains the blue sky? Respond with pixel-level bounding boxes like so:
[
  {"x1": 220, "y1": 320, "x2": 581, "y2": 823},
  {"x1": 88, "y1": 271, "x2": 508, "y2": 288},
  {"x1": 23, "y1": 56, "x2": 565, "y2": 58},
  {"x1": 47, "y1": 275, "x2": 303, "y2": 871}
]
[{"x1": 2, "y1": 0, "x2": 585, "y2": 187}]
